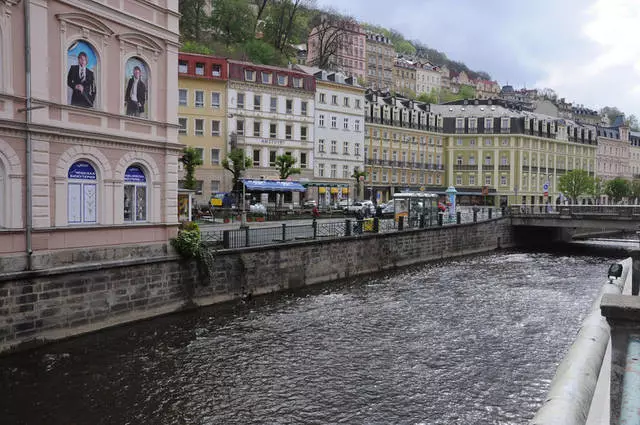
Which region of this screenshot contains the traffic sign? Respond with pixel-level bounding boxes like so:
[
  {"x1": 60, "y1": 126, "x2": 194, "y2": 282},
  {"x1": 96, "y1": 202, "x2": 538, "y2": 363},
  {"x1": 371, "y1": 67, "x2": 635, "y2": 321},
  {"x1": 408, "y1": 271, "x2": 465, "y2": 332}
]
[{"x1": 543, "y1": 183, "x2": 549, "y2": 191}]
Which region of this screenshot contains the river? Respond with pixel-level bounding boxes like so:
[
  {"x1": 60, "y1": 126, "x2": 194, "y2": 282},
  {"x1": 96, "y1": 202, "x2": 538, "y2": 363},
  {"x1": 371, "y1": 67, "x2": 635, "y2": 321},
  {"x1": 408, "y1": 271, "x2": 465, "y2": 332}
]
[{"x1": 0, "y1": 250, "x2": 620, "y2": 424}]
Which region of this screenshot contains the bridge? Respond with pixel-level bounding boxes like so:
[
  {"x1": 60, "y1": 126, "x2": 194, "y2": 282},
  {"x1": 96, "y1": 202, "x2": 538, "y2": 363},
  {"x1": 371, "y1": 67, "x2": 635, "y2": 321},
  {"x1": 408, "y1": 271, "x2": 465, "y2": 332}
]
[{"x1": 509, "y1": 204, "x2": 640, "y2": 232}]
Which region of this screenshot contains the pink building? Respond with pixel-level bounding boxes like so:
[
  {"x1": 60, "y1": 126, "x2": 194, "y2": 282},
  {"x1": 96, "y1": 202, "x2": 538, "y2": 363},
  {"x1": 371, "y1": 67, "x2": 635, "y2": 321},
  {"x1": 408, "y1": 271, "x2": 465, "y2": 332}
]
[
  {"x1": 307, "y1": 20, "x2": 365, "y2": 81},
  {"x1": 0, "y1": 0, "x2": 180, "y2": 271}
]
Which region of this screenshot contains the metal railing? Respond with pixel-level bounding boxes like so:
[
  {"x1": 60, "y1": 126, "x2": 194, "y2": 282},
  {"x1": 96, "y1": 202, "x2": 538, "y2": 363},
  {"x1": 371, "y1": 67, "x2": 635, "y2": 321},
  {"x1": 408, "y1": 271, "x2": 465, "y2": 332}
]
[{"x1": 510, "y1": 204, "x2": 640, "y2": 218}]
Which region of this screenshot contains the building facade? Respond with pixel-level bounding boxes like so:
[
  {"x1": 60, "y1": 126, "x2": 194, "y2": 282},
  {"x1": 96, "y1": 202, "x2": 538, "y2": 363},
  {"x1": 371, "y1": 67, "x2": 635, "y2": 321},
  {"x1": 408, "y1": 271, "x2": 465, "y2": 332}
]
[
  {"x1": 306, "y1": 20, "x2": 365, "y2": 82},
  {"x1": 365, "y1": 32, "x2": 394, "y2": 90},
  {"x1": 392, "y1": 57, "x2": 416, "y2": 97},
  {"x1": 177, "y1": 53, "x2": 228, "y2": 205},
  {"x1": 0, "y1": 0, "x2": 180, "y2": 269},
  {"x1": 630, "y1": 131, "x2": 640, "y2": 179},
  {"x1": 415, "y1": 62, "x2": 441, "y2": 98},
  {"x1": 296, "y1": 66, "x2": 365, "y2": 206},
  {"x1": 596, "y1": 125, "x2": 630, "y2": 182},
  {"x1": 226, "y1": 61, "x2": 315, "y2": 203}
]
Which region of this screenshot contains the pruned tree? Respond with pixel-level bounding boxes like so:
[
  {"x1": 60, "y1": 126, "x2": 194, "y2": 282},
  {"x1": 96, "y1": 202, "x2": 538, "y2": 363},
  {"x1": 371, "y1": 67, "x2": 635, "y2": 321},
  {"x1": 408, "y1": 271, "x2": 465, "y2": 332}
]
[
  {"x1": 180, "y1": 146, "x2": 204, "y2": 190},
  {"x1": 351, "y1": 166, "x2": 366, "y2": 200},
  {"x1": 307, "y1": 11, "x2": 354, "y2": 70},
  {"x1": 221, "y1": 133, "x2": 252, "y2": 194},
  {"x1": 589, "y1": 177, "x2": 605, "y2": 205},
  {"x1": 605, "y1": 177, "x2": 630, "y2": 204},
  {"x1": 275, "y1": 153, "x2": 301, "y2": 180},
  {"x1": 558, "y1": 169, "x2": 593, "y2": 204},
  {"x1": 630, "y1": 179, "x2": 640, "y2": 204}
]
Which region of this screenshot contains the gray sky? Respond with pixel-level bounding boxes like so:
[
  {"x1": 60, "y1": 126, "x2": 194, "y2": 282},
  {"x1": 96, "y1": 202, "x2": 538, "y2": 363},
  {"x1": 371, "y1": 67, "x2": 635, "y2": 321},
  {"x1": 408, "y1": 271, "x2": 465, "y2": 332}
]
[{"x1": 315, "y1": 0, "x2": 640, "y2": 118}]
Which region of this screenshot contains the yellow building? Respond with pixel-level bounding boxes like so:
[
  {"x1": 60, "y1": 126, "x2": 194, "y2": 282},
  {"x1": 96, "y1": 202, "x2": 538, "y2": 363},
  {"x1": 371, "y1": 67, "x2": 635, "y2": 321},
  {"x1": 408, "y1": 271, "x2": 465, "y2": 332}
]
[{"x1": 177, "y1": 53, "x2": 228, "y2": 205}]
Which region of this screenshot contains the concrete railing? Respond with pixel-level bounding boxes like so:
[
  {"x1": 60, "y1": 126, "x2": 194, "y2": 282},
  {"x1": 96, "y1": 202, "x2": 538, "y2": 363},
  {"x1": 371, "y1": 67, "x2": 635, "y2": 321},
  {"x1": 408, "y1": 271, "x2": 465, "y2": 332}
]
[{"x1": 531, "y1": 258, "x2": 631, "y2": 425}]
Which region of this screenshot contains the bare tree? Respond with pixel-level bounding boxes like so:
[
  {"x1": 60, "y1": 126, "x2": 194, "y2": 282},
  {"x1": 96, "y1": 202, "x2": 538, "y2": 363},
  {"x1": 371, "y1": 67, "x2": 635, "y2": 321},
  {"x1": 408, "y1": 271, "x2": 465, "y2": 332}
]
[
  {"x1": 307, "y1": 12, "x2": 354, "y2": 70},
  {"x1": 265, "y1": 0, "x2": 308, "y2": 52}
]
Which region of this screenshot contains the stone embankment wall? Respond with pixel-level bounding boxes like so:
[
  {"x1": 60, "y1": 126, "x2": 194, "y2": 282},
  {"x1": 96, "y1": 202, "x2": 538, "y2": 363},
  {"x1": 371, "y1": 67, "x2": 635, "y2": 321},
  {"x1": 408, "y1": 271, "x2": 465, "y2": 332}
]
[{"x1": 0, "y1": 218, "x2": 513, "y2": 354}]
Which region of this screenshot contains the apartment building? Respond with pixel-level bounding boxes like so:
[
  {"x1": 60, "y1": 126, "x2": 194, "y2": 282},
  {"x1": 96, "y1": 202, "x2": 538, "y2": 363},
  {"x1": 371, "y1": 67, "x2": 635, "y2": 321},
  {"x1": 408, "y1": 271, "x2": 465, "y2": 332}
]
[
  {"x1": 393, "y1": 57, "x2": 416, "y2": 97},
  {"x1": 177, "y1": 53, "x2": 228, "y2": 205},
  {"x1": 364, "y1": 91, "x2": 446, "y2": 203},
  {"x1": 596, "y1": 124, "x2": 631, "y2": 182},
  {"x1": 474, "y1": 79, "x2": 500, "y2": 100},
  {"x1": 227, "y1": 61, "x2": 315, "y2": 203},
  {"x1": 365, "y1": 32, "x2": 394, "y2": 90},
  {"x1": 307, "y1": 20, "x2": 366, "y2": 81},
  {"x1": 630, "y1": 131, "x2": 640, "y2": 179},
  {"x1": 439, "y1": 65, "x2": 451, "y2": 91},
  {"x1": 415, "y1": 62, "x2": 441, "y2": 98},
  {"x1": 296, "y1": 65, "x2": 366, "y2": 206},
  {"x1": 0, "y1": 0, "x2": 180, "y2": 268}
]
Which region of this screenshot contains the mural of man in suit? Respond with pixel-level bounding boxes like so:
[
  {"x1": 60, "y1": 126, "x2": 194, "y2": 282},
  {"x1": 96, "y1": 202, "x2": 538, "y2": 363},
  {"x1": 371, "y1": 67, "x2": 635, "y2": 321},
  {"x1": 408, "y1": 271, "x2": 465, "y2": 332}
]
[
  {"x1": 66, "y1": 52, "x2": 96, "y2": 108},
  {"x1": 125, "y1": 66, "x2": 147, "y2": 117}
]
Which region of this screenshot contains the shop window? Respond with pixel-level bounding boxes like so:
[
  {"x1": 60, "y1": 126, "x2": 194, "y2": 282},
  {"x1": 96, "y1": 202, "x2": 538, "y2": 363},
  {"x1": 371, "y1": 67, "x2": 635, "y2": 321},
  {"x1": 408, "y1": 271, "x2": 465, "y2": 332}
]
[
  {"x1": 67, "y1": 161, "x2": 97, "y2": 224},
  {"x1": 123, "y1": 165, "x2": 147, "y2": 223}
]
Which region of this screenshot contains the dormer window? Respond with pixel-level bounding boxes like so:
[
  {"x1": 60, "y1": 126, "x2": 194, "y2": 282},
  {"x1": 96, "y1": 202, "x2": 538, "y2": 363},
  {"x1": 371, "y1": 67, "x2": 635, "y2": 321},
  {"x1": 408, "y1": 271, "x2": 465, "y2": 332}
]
[
  {"x1": 456, "y1": 118, "x2": 464, "y2": 129},
  {"x1": 292, "y1": 77, "x2": 303, "y2": 88},
  {"x1": 178, "y1": 60, "x2": 188, "y2": 73},
  {"x1": 262, "y1": 72, "x2": 272, "y2": 84},
  {"x1": 212, "y1": 64, "x2": 221, "y2": 77},
  {"x1": 277, "y1": 74, "x2": 287, "y2": 86},
  {"x1": 245, "y1": 69, "x2": 255, "y2": 81},
  {"x1": 485, "y1": 118, "x2": 492, "y2": 129},
  {"x1": 195, "y1": 63, "x2": 205, "y2": 76}
]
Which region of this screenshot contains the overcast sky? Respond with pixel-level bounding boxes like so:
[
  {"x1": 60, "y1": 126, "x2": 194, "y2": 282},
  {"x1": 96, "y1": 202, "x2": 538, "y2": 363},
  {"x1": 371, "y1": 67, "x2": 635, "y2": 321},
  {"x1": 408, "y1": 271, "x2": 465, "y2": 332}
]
[{"x1": 315, "y1": 0, "x2": 640, "y2": 117}]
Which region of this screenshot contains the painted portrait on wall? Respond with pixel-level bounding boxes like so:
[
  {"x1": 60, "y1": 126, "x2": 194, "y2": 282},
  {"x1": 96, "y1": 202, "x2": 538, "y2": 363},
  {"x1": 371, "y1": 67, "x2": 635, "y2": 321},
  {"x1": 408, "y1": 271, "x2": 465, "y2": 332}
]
[
  {"x1": 124, "y1": 57, "x2": 149, "y2": 118},
  {"x1": 66, "y1": 41, "x2": 98, "y2": 108}
]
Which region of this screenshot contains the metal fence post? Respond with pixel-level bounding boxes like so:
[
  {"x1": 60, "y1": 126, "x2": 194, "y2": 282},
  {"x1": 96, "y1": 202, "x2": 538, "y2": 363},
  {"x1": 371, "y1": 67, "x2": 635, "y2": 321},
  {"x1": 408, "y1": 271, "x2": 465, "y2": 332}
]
[
  {"x1": 223, "y1": 230, "x2": 230, "y2": 249},
  {"x1": 457, "y1": 211, "x2": 461, "y2": 224},
  {"x1": 419, "y1": 214, "x2": 425, "y2": 228},
  {"x1": 631, "y1": 249, "x2": 640, "y2": 295},
  {"x1": 473, "y1": 210, "x2": 478, "y2": 223},
  {"x1": 488, "y1": 208, "x2": 493, "y2": 219},
  {"x1": 398, "y1": 215, "x2": 404, "y2": 231},
  {"x1": 282, "y1": 223, "x2": 286, "y2": 242},
  {"x1": 345, "y1": 219, "x2": 351, "y2": 236},
  {"x1": 437, "y1": 213, "x2": 443, "y2": 227},
  {"x1": 245, "y1": 226, "x2": 250, "y2": 247},
  {"x1": 312, "y1": 218, "x2": 317, "y2": 239},
  {"x1": 373, "y1": 217, "x2": 379, "y2": 233}
]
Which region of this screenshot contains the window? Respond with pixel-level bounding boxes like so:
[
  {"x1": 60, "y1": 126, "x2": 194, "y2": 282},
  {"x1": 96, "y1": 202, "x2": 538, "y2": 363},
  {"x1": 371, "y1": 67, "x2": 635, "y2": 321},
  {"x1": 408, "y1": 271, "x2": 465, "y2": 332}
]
[
  {"x1": 343, "y1": 142, "x2": 349, "y2": 155},
  {"x1": 178, "y1": 89, "x2": 187, "y2": 106},
  {"x1": 330, "y1": 164, "x2": 337, "y2": 178},
  {"x1": 485, "y1": 175, "x2": 492, "y2": 185},
  {"x1": 343, "y1": 97, "x2": 350, "y2": 107},
  {"x1": 436, "y1": 175, "x2": 441, "y2": 185},
  {"x1": 501, "y1": 156, "x2": 508, "y2": 165},
  {"x1": 277, "y1": 74, "x2": 287, "y2": 85},
  {"x1": 211, "y1": 120, "x2": 220, "y2": 136},
  {"x1": 270, "y1": 123, "x2": 277, "y2": 138},
  {"x1": 319, "y1": 93, "x2": 326, "y2": 103},
  {"x1": 292, "y1": 77, "x2": 302, "y2": 88},
  {"x1": 253, "y1": 121, "x2": 261, "y2": 137},
  {"x1": 331, "y1": 140, "x2": 337, "y2": 154},
  {"x1": 355, "y1": 143, "x2": 360, "y2": 156},
  {"x1": 318, "y1": 139, "x2": 325, "y2": 152},
  {"x1": 319, "y1": 114, "x2": 325, "y2": 127},
  {"x1": 318, "y1": 163, "x2": 325, "y2": 177},
  {"x1": 178, "y1": 60, "x2": 188, "y2": 73},
  {"x1": 456, "y1": 175, "x2": 462, "y2": 185},
  {"x1": 253, "y1": 149, "x2": 260, "y2": 167},
  {"x1": 301, "y1": 101, "x2": 307, "y2": 116},
  {"x1": 469, "y1": 175, "x2": 475, "y2": 185},
  {"x1": 67, "y1": 161, "x2": 97, "y2": 224},
  {"x1": 123, "y1": 165, "x2": 147, "y2": 223},
  {"x1": 469, "y1": 155, "x2": 476, "y2": 165},
  {"x1": 270, "y1": 96, "x2": 277, "y2": 112},
  {"x1": 343, "y1": 165, "x2": 349, "y2": 178},
  {"x1": 245, "y1": 69, "x2": 255, "y2": 81},
  {"x1": 262, "y1": 72, "x2": 272, "y2": 84},
  {"x1": 211, "y1": 92, "x2": 220, "y2": 108},
  {"x1": 237, "y1": 93, "x2": 245, "y2": 109},
  {"x1": 355, "y1": 120, "x2": 360, "y2": 131},
  {"x1": 485, "y1": 138, "x2": 492, "y2": 146},
  {"x1": 195, "y1": 119, "x2": 204, "y2": 136},
  {"x1": 285, "y1": 125, "x2": 292, "y2": 140},
  {"x1": 457, "y1": 155, "x2": 463, "y2": 165},
  {"x1": 236, "y1": 120, "x2": 244, "y2": 135},
  {"x1": 211, "y1": 64, "x2": 221, "y2": 77},
  {"x1": 178, "y1": 117, "x2": 187, "y2": 135},
  {"x1": 269, "y1": 151, "x2": 277, "y2": 166},
  {"x1": 456, "y1": 118, "x2": 464, "y2": 129},
  {"x1": 195, "y1": 63, "x2": 205, "y2": 76},
  {"x1": 211, "y1": 180, "x2": 220, "y2": 192},
  {"x1": 300, "y1": 153, "x2": 307, "y2": 168},
  {"x1": 457, "y1": 138, "x2": 463, "y2": 146},
  {"x1": 211, "y1": 148, "x2": 220, "y2": 165},
  {"x1": 485, "y1": 155, "x2": 491, "y2": 165},
  {"x1": 331, "y1": 95, "x2": 338, "y2": 105},
  {"x1": 331, "y1": 116, "x2": 337, "y2": 128},
  {"x1": 254, "y1": 95, "x2": 261, "y2": 111},
  {"x1": 343, "y1": 118, "x2": 349, "y2": 129},
  {"x1": 286, "y1": 99, "x2": 293, "y2": 114},
  {"x1": 195, "y1": 91, "x2": 204, "y2": 107},
  {"x1": 301, "y1": 126, "x2": 307, "y2": 141},
  {"x1": 500, "y1": 175, "x2": 507, "y2": 185},
  {"x1": 355, "y1": 99, "x2": 361, "y2": 109}
]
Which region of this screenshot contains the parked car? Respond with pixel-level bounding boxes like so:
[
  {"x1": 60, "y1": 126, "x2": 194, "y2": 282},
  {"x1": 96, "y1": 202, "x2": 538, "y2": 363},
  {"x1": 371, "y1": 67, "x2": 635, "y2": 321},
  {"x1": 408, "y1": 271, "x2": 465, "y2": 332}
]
[
  {"x1": 345, "y1": 201, "x2": 368, "y2": 215},
  {"x1": 361, "y1": 200, "x2": 376, "y2": 216},
  {"x1": 303, "y1": 199, "x2": 317, "y2": 208},
  {"x1": 250, "y1": 203, "x2": 267, "y2": 214}
]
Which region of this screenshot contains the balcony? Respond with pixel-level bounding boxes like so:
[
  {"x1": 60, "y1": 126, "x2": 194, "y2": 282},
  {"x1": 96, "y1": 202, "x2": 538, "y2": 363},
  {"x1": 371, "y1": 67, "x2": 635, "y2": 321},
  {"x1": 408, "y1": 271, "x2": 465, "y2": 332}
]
[
  {"x1": 482, "y1": 164, "x2": 494, "y2": 171},
  {"x1": 498, "y1": 165, "x2": 511, "y2": 171},
  {"x1": 453, "y1": 164, "x2": 478, "y2": 171}
]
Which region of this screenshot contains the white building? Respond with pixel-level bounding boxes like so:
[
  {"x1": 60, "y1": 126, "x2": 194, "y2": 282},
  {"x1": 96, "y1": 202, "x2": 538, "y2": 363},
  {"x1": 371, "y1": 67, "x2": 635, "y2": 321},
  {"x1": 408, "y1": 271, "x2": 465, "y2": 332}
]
[
  {"x1": 296, "y1": 65, "x2": 366, "y2": 206},
  {"x1": 415, "y1": 62, "x2": 441, "y2": 98},
  {"x1": 227, "y1": 60, "x2": 316, "y2": 204}
]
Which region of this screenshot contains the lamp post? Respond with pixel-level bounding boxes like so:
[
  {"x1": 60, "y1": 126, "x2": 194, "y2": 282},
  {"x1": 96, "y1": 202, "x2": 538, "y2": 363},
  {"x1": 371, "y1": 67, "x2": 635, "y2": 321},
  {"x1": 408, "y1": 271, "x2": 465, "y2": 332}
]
[
  {"x1": 240, "y1": 177, "x2": 247, "y2": 228},
  {"x1": 359, "y1": 175, "x2": 364, "y2": 202}
]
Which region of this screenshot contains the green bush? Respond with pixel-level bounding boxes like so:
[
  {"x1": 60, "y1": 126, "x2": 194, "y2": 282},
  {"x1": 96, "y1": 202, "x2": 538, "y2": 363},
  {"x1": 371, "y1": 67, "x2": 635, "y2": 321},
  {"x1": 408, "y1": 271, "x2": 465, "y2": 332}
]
[{"x1": 171, "y1": 227, "x2": 201, "y2": 259}]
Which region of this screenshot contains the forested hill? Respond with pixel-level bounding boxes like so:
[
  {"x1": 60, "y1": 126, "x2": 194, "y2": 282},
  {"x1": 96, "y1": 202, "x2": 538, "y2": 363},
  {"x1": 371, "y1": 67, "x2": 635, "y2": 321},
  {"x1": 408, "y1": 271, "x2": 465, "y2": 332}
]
[{"x1": 178, "y1": 0, "x2": 491, "y2": 80}]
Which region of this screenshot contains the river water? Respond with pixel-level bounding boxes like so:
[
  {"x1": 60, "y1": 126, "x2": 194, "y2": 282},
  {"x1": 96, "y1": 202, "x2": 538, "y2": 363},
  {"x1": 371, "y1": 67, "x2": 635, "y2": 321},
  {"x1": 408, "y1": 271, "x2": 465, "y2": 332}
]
[{"x1": 0, "y1": 250, "x2": 620, "y2": 425}]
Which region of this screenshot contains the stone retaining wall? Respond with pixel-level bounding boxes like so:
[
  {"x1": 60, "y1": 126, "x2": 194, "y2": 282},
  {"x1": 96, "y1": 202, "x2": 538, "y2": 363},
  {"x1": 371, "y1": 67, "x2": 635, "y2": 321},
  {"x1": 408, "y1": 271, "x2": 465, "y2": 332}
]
[{"x1": 0, "y1": 219, "x2": 514, "y2": 354}]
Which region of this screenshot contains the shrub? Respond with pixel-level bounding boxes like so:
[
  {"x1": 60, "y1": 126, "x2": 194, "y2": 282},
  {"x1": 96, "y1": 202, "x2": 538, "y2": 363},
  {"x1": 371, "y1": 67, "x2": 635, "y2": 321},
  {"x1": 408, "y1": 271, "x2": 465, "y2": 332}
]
[{"x1": 171, "y1": 225, "x2": 201, "y2": 259}]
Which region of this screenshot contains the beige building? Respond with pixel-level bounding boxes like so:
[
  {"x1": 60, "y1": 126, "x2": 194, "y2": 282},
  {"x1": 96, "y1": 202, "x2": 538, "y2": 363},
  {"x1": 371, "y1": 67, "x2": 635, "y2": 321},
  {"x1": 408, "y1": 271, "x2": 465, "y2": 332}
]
[
  {"x1": 415, "y1": 62, "x2": 441, "y2": 98},
  {"x1": 474, "y1": 79, "x2": 500, "y2": 99},
  {"x1": 177, "y1": 53, "x2": 228, "y2": 205},
  {"x1": 596, "y1": 125, "x2": 631, "y2": 182},
  {"x1": 307, "y1": 20, "x2": 366, "y2": 81},
  {"x1": 0, "y1": 0, "x2": 180, "y2": 270},
  {"x1": 392, "y1": 57, "x2": 416, "y2": 97},
  {"x1": 439, "y1": 65, "x2": 451, "y2": 91},
  {"x1": 630, "y1": 131, "x2": 640, "y2": 179},
  {"x1": 365, "y1": 32, "x2": 394, "y2": 90}
]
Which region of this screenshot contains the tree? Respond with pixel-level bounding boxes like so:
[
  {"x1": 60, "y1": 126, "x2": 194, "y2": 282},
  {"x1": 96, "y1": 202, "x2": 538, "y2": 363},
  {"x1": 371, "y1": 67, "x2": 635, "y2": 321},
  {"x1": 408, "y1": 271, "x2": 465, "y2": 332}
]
[
  {"x1": 395, "y1": 40, "x2": 416, "y2": 56},
  {"x1": 351, "y1": 166, "x2": 366, "y2": 200},
  {"x1": 306, "y1": 12, "x2": 354, "y2": 70},
  {"x1": 558, "y1": 169, "x2": 593, "y2": 204},
  {"x1": 210, "y1": 0, "x2": 255, "y2": 47},
  {"x1": 600, "y1": 106, "x2": 624, "y2": 126},
  {"x1": 180, "y1": 0, "x2": 210, "y2": 42},
  {"x1": 539, "y1": 88, "x2": 557, "y2": 101},
  {"x1": 630, "y1": 179, "x2": 640, "y2": 204},
  {"x1": 263, "y1": 0, "x2": 308, "y2": 53},
  {"x1": 627, "y1": 114, "x2": 639, "y2": 131},
  {"x1": 221, "y1": 136, "x2": 252, "y2": 193},
  {"x1": 605, "y1": 178, "x2": 630, "y2": 203},
  {"x1": 589, "y1": 177, "x2": 605, "y2": 204},
  {"x1": 180, "y1": 146, "x2": 204, "y2": 190},
  {"x1": 417, "y1": 89, "x2": 438, "y2": 104},
  {"x1": 458, "y1": 85, "x2": 476, "y2": 100},
  {"x1": 243, "y1": 39, "x2": 286, "y2": 65},
  {"x1": 274, "y1": 153, "x2": 301, "y2": 180},
  {"x1": 181, "y1": 41, "x2": 214, "y2": 55}
]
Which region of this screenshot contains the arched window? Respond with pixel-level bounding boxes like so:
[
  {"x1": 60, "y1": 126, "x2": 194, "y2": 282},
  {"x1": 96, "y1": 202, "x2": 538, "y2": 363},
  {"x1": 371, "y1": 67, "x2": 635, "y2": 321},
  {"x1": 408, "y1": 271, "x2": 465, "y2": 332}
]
[
  {"x1": 66, "y1": 40, "x2": 98, "y2": 108},
  {"x1": 68, "y1": 161, "x2": 97, "y2": 224},
  {"x1": 0, "y1": 160, "x2": 5, "y2": 228},
  {"x1": 123, "y1": 165, "x2": 147, "y2": 222},
  {"x1": 124, "y1": 57, "x2": 149, "y2": 119}
]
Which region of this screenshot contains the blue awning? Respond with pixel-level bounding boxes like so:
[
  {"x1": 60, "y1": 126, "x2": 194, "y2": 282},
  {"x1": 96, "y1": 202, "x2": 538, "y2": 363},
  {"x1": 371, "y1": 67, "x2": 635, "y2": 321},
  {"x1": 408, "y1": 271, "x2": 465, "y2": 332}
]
[{"x1": 242, "y1": 179, "x2": 306, "y2": 192}]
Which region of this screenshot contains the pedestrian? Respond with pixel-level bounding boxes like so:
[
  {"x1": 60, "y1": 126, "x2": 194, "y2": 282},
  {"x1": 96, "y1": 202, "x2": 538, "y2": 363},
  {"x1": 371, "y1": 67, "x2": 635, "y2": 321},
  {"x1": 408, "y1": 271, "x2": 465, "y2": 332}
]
[
  {"x1": 312, "y1": 205, "x2": 320, "y2": 218},
  {"x1": 376, "y1": 205, "x2": 383, "y2": 218}
]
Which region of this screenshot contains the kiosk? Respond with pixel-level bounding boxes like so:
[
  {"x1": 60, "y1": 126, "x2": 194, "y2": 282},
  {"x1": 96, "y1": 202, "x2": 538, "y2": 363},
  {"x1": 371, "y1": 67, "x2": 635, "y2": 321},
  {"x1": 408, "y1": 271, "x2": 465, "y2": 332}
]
[{"x1": 393, "y1": 192, "x2": 439, "y2": 228}]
